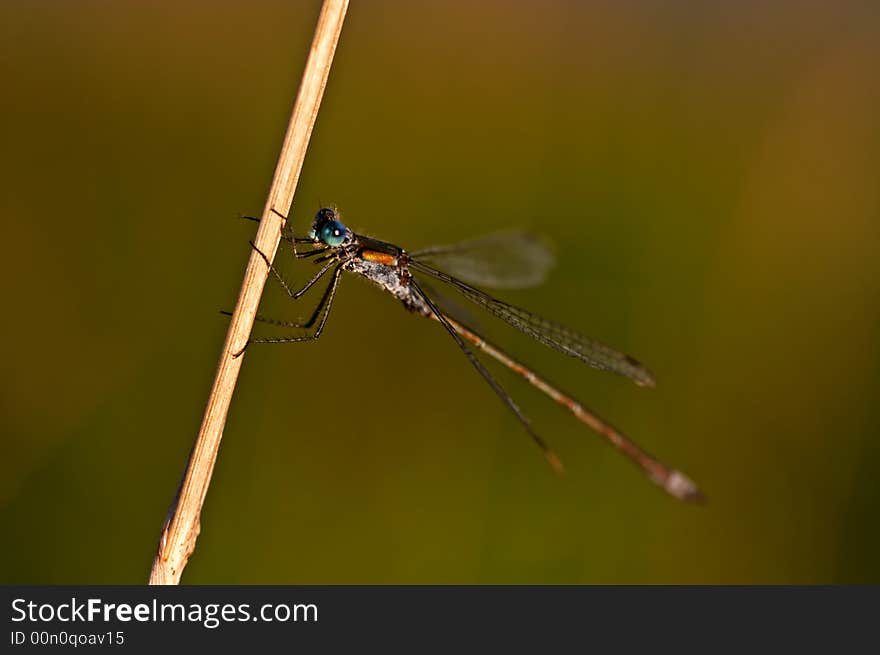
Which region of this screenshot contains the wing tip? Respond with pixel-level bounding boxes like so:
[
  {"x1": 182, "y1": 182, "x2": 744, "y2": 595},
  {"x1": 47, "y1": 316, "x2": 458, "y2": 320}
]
[
  {"x1": 634, "y1": 373, "x2": 657, "y2": 388},
  {"x1": 626, "y1": 356, "x2": 657, "y2": 388}
]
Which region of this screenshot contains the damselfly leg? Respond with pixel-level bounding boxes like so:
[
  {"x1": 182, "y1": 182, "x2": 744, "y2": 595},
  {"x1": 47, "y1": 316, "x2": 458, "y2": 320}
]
[
  {"x1": 228, "y1": 239, "x2": 344, "y2": 357},
  {"x1": 239, "y1": 208, "x2": 326, "y2": 258},
  {"x1": 248, "y1": 240, "x2": 337, "y2": 300},
  {"x1": 411, "y1": 279, "x2": 565, "y2": 475},
  {"x1": 242, "y1": 265, "x2": 343, "y2": 348}
]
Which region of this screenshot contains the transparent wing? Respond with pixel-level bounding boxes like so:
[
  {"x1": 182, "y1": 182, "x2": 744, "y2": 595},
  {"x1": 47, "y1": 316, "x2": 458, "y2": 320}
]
[
  {"x1": 410, "y1": 261, "x2": 656, "y2": 387},
  {"x1": 410, "y1": 231, "x2": 554, "y2": 289},
  {"x1": 416, "y1": 278, "x2": 484, "y2": 332}
]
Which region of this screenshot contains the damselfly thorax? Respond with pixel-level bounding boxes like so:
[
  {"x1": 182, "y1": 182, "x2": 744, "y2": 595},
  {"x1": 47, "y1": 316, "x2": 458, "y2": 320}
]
[{"x1": 332, "y1": 237, "x2": 432, "y2": 316}]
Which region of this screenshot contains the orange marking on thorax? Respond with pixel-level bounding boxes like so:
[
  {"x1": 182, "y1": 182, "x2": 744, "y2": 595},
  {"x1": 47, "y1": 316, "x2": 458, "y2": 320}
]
[{"x1": 361, "y1": 250, "x2": 398, "y2": 266}]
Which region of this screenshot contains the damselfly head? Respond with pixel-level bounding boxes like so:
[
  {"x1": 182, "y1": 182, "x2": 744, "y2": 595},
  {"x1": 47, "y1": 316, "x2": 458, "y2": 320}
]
[{"x1": 309, "y1": 207, "x2": 350, "y2": 247}]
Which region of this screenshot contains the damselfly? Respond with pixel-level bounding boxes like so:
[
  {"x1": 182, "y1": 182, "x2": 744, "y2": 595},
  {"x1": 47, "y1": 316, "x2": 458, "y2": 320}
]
[{"x1": 234, "y1": 207, "x2": 702, "y2": 502}]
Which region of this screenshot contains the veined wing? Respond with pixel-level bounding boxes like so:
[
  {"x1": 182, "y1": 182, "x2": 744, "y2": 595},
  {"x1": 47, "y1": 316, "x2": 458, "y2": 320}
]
[
  {"x1": 410, "y1": 231, "x2": 554, "y2": 289},
  {"x1": 416, "y1": 278, "x2": 484, "y2": 332},
  {"x1": 409, "y1": 260, "x2": 656, "y2": 387}
]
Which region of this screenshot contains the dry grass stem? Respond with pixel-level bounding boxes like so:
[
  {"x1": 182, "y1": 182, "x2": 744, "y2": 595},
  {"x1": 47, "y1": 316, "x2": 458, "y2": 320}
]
[{"x1": 149, "y1": 0, "x2": 349, "y2": 585}]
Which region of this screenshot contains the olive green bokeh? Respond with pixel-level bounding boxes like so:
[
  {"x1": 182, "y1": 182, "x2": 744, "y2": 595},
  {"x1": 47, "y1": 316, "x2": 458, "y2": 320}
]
[{"x1": 2, "y1": 1, "x2": 879, "y2": 583}]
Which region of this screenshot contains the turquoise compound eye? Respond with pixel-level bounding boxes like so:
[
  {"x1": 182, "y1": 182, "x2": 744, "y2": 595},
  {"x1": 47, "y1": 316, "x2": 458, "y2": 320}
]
[{"x1": 321, "y1": 220, "x2": 346, "y2": 246}]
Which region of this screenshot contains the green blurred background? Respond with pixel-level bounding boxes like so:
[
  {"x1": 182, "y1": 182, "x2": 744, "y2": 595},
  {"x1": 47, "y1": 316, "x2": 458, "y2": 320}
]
[{"x1": 2, "y1": 1, "x2": 879, "y2": 584}]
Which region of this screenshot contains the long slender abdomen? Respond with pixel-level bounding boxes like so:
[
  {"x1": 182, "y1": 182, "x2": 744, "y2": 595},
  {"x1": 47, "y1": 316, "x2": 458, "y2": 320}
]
[{"x1": 434, "y1": 314, "x2": 703, "y2": 502}]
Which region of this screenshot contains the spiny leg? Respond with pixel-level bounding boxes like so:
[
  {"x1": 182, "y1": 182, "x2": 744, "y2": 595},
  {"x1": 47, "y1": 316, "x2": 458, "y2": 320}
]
[
  {"x1": 221, "y1": 247, "x2": 332, "y2": 352},
  {"x1": 237, "y1": 213, "x2": 297, "y2": 248},
  {"x1": 311, "y1": 253, "x2": 338, "y2": 265},
  {"x1": 249, "y1": 313, "x2": 321, "y2": 330},
  {"x1": 239, "y1": 209, "x2": 324, "y2": 258},
  {"x1": 439, "y1": 314, "x2": 703, "y2": 502},
  {"x1": 410, "y1": 280, "x2": 564, "y2": 475},
  {"x1": 248, "y1": 240, "x2": 336, "y2": 299},
  {"x1": 267, "y1": 207, "x2": 324, "y2": 258},
  {"x1": 293, "y1": 248, "x2": 330, "y2": 260},
  {"x1": 234, "y1": 264, "x2": 343, "y2": 357},
  {"x1": 221, "y1": 289, "x2": 329, "y2": 332}
]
